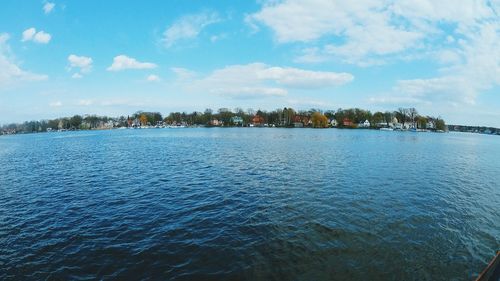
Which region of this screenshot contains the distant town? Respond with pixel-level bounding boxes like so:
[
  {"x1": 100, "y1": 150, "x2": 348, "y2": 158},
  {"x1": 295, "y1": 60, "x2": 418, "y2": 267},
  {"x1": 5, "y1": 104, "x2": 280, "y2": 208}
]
[{"x1": 1, "y1": 107, "x2": 497, "y2": 136}]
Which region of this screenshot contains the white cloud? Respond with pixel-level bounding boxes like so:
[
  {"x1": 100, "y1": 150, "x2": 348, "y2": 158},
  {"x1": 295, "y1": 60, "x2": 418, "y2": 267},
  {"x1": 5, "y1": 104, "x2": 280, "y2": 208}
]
[
  {"x1": 249, "y1": 0, "x2": 498, "y2": 66},
  {"x1": 162, "y1": 11, "x2": 220, "y2": 48},
  {"x1": 22, "y1": 28, "x2": 36, "y2": 42},
  {"x1": 68, "y1": 54, "x2": 93, "y2": 75},
  {"x1": 99, "y1": 98, "x2": 145, "y2": 107},
  {"x1": 391, "y1": 0, "x2": 494, "y2": 24},
  {"x1": 184, "y1": 63, "x2": 353, "y2": 99},
  {"x1": 43, "y1": 2, "x2": 55, "y2": 14},
  {"x1": 146, "y1": 74, "x2": 160, "y2": 82},
  {"x1": 250, "y1": 0, "x2": 500, "y2": 106},
  {"x1": 286, "y1": 98, "x2": 334, "y2": 108},
  {"x1": 49, "y1": 101, "x2": 62, "y2": 107},
  {"x1": 396, "y1": 78, "x2": 457, "y2": 97},
  {"x1": 171, "y1": 67, "x2": 197, "y2": 80},
  {"x1": 0, "y1": 33, "x2": 48, "y2": 88},
  {"x1": 392, "y1": 22, "x2": 500, "y2": 105},
  {"x1": 368, "y1": 96, "x2": 426, "y2": 106},
  {"x1": 211, "y1": 87, "x2": 287, "y2": 98},
  {"x1": 75, "y1": 98, "x2": 144, "y2": 109},
  {"x1": 71, "y1": 73, "x2": 83, "y2": 79},
  {"x1": 78, "y1": 99, "x2": 93, "y2": 106},
  {"x1": 33, "y1": 31, "x2": 51, "y2": 44},
  {"x1": 258, "y1": 65, "x2": 354, "y2": 87},
  {"x1": 247, "y1": 0, "x2": 342, "y2": 43},
  {"x1": 210, "y1": 33, "x2": 227, "y2": 43},
  {"x1": 21, "y1": 28, "x2": 51, "y2": 44},
  {"x1": 107, "y1": 55, "x2": 157, "y2": 71},
  {"x1": 248, "y1": 0, "x2": 425, "y2": 65}
]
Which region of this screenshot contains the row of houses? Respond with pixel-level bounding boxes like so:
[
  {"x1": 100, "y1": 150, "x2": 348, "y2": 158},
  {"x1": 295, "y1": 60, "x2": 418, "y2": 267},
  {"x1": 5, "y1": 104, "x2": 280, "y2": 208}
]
[
  {"x1": 449, "y1": 125, "x2": 500, "y2": 135},
  {"x1": 208, "y1": 115, "x2": 424, "y2": 128},
  {"x1": 1, "y1": 129, "x2": 17, "y2": 135},
  {"x1": 339, "y1": 117, "x2": 437, "y2": 130},
  {"x1": 210, "y1": 117, "x2": 263, "y2": 126}
]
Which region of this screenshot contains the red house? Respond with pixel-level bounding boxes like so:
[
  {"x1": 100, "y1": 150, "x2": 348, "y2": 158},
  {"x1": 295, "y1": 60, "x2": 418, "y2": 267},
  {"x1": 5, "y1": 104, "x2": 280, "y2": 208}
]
[
  {"x1": 343, "y1": 118, "x2": 353, "y2": 127},
  {"x1": 252, "y1": 115, "x2": 265, "y2": 126}
]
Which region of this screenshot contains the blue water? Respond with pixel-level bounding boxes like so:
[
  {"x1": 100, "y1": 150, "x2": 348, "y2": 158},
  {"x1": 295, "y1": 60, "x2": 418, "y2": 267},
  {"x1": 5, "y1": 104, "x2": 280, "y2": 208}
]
[{"x1": 0, "y1": 128, "x2": 499, "y2": 280}]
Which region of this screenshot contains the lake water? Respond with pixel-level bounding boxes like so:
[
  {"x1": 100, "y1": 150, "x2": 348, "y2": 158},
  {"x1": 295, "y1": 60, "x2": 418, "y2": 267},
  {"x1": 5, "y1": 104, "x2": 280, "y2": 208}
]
[{"x1": 0, "y1": 128, "x2": 499, "y2": 280}]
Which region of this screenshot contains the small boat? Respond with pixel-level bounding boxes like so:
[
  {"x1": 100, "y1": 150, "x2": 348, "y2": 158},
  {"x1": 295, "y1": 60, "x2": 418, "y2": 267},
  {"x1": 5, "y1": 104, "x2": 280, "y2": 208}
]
[
  {"x1": 476, "y1": 251, "x2": 500, "y2": 281},
  {"x1": 380, "y1": 127, "x2": 393, "y2": 131}
]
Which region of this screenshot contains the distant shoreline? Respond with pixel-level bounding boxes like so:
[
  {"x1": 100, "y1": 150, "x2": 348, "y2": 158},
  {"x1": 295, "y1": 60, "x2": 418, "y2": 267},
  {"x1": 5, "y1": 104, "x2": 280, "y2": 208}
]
[
  {"x1": 2, "y1": 125, "x2": 499, "y2": 137},
  {"x1": 447, "y1": 125, "x2": 500, "y2": 135},
  {"x1": 2, "y1": 107, "x2": 498, "y2": 136}
]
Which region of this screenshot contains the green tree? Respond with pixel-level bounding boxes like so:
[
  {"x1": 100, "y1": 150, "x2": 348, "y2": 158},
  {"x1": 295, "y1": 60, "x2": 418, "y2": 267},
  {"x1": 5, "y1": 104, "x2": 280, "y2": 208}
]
[
  {"x1": 70, "y1": 115, "x2": 83, "y2": 129},
  {"x1": 324, "y1": 110, "x2": 336, "y2": 120},
  {"x1": 417, "y1": 116, "x2": 428, "y2": 129},
  {"x1": 84, "y1": 115, "x2": 100, "y2": 129},
  {"x1": 218, "y1": 108, "x2": 234, "y2": 126},
  {"x1": 48, "y1": 119, "x2": 59, "y2": 130},
  {"x1": 435, "y1": 118, "x2": 446, "y2": 131},
  {"x1": 282, "y1": 107, "x2": 296, "y2": 126},
  {"x1": 384, "y1": 111, "x2": 393, "y2": 126},
  {"x1": 372, "y1": 112, "x2": 385, "y2": 126}
]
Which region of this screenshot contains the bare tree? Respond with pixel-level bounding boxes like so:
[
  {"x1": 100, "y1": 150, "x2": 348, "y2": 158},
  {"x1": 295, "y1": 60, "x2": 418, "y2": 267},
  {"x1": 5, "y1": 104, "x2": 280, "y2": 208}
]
[
  {"x1": 408, "y1": 108, "x2": 418, "y2": 128},
  {"x1": 396, "y1": 108, "x2": 409, "y2": 126}
]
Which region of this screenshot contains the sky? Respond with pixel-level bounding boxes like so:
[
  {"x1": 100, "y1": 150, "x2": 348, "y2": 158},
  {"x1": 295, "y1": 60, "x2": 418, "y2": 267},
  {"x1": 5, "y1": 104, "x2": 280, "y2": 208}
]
[{"x1": 0, "y1": 0, "x2": 499, "y2": 126}]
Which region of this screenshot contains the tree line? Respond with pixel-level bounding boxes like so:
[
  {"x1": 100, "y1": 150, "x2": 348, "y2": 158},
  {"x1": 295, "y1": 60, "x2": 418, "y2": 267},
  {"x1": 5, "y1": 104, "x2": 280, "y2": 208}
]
[{"x1": 1, "y1": 107, "x2": 446, "y2": 134}]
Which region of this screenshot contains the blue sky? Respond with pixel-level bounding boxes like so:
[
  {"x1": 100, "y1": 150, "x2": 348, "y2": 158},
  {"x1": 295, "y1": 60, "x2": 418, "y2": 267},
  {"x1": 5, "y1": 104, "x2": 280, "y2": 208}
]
[{"x1": 1, "y1": 0, "x2": 499, "y2": 126}]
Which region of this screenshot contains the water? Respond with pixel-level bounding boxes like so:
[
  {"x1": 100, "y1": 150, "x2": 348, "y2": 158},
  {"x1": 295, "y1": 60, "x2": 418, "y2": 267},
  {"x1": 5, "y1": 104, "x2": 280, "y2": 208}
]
[{"x1": 0, "y1": 128, "x2": 499, "y2": 280}]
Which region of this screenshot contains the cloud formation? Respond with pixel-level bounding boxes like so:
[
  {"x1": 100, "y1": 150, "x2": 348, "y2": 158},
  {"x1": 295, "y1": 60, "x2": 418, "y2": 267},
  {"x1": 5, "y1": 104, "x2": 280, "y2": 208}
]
[
  {"x1": 78, "y1": 99, "x2": 93, "y2": 106},
  {"x1": 162, "y1": 11, "x2": 220, "y2": 48},
  {"x1": 146, "y1": 74, "x2": 160, "y2": 82},
  {"x1": 43, "y1": 2, "x2": 55, "y2": 14},
  {"x1": 248, "y1": 0, "x2": 425, "y2": 64},
  {"x1": 71, "y1": 73, "x2": 83, "y2": 79},
  {"x1": 21, "y1": 28, "x2": 51, "y2": 44},
  {"x1": 250, "y1": 0, "x2": 500, "y2": 105},
  {"x1": 373, "y1": 15, "x2": 500, "y2": 106},
  {"x1": 0, "y1": 33, "x2": 48, "y2": 88},
  {"x1": 107, "y1": 55, "x2": 157, "y2": 71},
  {"x1": 184, "y1": 63, "x2": 353, "y2": 99},
  {"x1": 68, "y1": 54, "x2": 93, "y2": 77},
  {"x1": 49, "y1": 101, "x2": 62, "y2": 107}
]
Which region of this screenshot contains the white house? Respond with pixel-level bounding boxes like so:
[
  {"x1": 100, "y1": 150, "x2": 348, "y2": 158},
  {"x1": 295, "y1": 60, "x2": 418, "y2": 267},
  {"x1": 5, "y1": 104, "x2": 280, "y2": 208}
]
[
  {"x1": 358, "y1": 120, "x2": 371, "y2": 128},
  {"x1": 330, "y1": 119, "x2": 338, "y2": 127},
  {"x1": 404, "y1": 122, "x2": 416, "y2": 130},
  {"x1": 393, "y1": 122, "x2": 415, "y2": 130},
  {"x1": 211, "y1": 119, "x2": 222, "y2": 126},
  {"x1": 106, "y1": 120, "x2": 115, "y2": 129}
]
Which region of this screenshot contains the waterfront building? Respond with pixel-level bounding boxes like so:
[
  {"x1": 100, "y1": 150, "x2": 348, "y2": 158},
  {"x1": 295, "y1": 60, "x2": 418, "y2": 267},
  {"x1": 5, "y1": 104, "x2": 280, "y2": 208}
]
[
  {"x1": 343, "y1": 118, "x2": 354, "y2": 127},
  {"x1": 210, "y1": 119, "x2": 222, "y2": 126},
  {"x1": 359, "y1": 120, "x2": 371, "y2": 128},
  {"x1": 231, "y1": 116, "x2": 244, "y2": 126},
  {"x1": 252, "y1": 115, "x2": 265, "y2": 126}
]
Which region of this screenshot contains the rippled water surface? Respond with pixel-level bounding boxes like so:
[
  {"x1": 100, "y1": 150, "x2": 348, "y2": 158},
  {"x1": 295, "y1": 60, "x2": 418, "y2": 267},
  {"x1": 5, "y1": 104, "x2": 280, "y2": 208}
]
[{"x1": 0, "y1": 128, "x2": 499, "y2": 280}]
